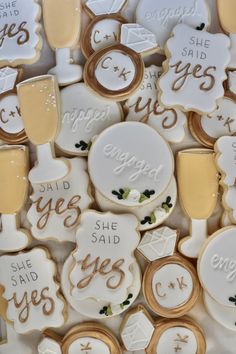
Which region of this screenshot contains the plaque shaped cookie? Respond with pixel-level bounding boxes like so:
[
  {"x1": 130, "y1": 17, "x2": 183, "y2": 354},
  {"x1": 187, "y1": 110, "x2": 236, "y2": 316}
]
[
  {"x1": 189, "y1": 96, "x2": 236, "y2": 148},
  {"x1": 69, "y1": 210, "x2": 140, "y2": 304},
  {"x1": 88, "y1": 122, "x2": 174, "y2": 207},
  {"x1": 159, "y1": 24, "x2": 230, "y2": 114},
  {"x1": 84, "y1": 23, "x2": 158, "y2": 101},
  {"x1": 215, "y1": 136, "x2": 236, "y2": 186},
  {"x1": 0, "y1": 0, "x2": 42, "y2": 66},
  {"x1": 56, "y1": 83, "x2": 123, "y2": 156},
  {"x1": 81, "y1": 0, "x2": 127, "y2": 58},
  {"x1": 0, "y1": 248, "x2": 66, "y2": 334},
  {"x1": 125, "y1": 65, "x2": 187, "y2": 143},
  {"x1": 27, "y1": 158, "x2": 93, "y2": 243},
  {"x1": 136, "y1": 0, "x2": 210, "y2": 51},
  {"x1": 198, "y1": 226, "x2": 236, "y2": 308}
]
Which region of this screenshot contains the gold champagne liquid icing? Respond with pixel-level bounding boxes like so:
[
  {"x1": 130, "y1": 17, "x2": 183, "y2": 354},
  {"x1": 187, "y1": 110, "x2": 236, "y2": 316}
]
[
  {"x1": 42, "y1": 0, "x2": 81, "y2": 49},
  {"x1": 0, "y1": 146, "x2": 28, "y2": 214},
  {"x1": 217, "y1": 0, "x2": 236, "y2": 33},
  {"x1": 177, "y1": 149, "x2": 218, "y2": 219},
  {"x1": 17, "y1": 76, "x2": 60, "y2": 145}
]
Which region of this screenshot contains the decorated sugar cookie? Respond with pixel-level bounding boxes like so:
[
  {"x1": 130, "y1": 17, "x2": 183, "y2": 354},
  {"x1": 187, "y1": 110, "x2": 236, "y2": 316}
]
[
  {"x1": 69, "y1": 210, "x2": 140, "y2": 304},
  {"x1": 42, "y1": 0, "x2": 82, "y2": 86},
  {"x1": 198, "y1": 226, "x2": 236, "y2": 308},
  {"x1": 223, "y1": 187, "x2": 236, "y2": 224},
  {"x1": 0, "y1": 248, "x2": 66, "y2": 334},
  {"x1": 88, "y1": 122, "x2": 174, "y2": 207},
  {"x1": 81, "y1": 0, "x2": 127, "y2": 58},
  {"x1": 38, "y1": 322, "x2": 122, "y2": 354},
  {"x1": 125, "y1": 65, "x2": 187, "y2": 143},
  {"x1": 27, "y1": 158, "x2": 93, "y2": 243},
  {"x1": 0, "y1": 0, "x2": 42, "y2": 66},
  {"x1": 215, "y1": 136, "x2": 236, "y2": 186},
  {"x1": 95, "y1": 177, "x2": 177, "y2": 231},
  {"x1": 121, "y1": 305, "x2": 206, "y2": 353},
  {"x1": 228, "y1": 71, "x2": 236, "y2": 96},
  {"x1": 159, "y1": 24, "x2": 230, "y2": 114},
  {"x1": 136, "y1": 0, "x2": 210, "y2": 52},
  {"x1": 56, "y1": 83, "x2": 123, "y2": 156},
  {"x1": 0, "y1": 67, "x2": 27, "y2": 144},
  {"x1": 189, "y1": 96, "x2": 236, "y2": 148},
  {"x1": 141, "y1": 227, "x2": 200, "y2": 317},
  {"x1": 84, "y1": 23, "x2": 158, "y2": 101},
  {"x1": 0, "y1": 145, "x2": 31, "y2": 252},
  {"x1": 17, "y1": 75, "x2": 69, "y2": 183}
]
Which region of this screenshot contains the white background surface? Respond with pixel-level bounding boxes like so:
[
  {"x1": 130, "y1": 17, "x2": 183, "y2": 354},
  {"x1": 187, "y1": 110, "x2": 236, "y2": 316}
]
[{"x1": 1, "y1": 0, "x2": 236, "y2": 353}]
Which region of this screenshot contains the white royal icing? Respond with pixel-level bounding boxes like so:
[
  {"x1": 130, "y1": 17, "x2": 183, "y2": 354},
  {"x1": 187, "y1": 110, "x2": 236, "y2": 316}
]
[
  {"x1": 121, "y1": 310, "x2": 154, "y2": 351},
  {"x1": 0, "y1": 67, "x2": 18, "y2": 94},
  {"x1": 95, "y1": 50, "x2": 136, "y2": 91},
  {"x1": 136, "y1": 0, "x2": 210, "y2": 50},
  {"x1": 200, "y1": 97, "x2": 236, "y2": 139},
  {"x1": 156, "y1": 327, "x2": 198, "y2": 354},
  {"x1": 69, "y1": 210, "x2": 140, "y2": 304},
  {"x1": 90, "y1": 18, "x2": 121, "y2": 52},
  {"x1": 198, "y1": 227, "x2": 236, "y2": 308},
  {"x1": 86, "y1": 0, "x2": 127, "y2": 15},
  {"x1": 120, "y1": 24, "x2": 157, "y2": 54},
  {"x1": 0, "y1": 248, "x2": 65, "y2": 334},
  {"x1": 88, "y1": 122, "x2": 174, "y2": 207},
  {"x1": 68, "y1": 337, "x2": 110, "y2": 354},
  {"x1": 138, "y1": 227, "x2": 178, "y2": 261},
  {"x1": 0, "y1": 0, "x2": 41, "y2": 65},
  {"x1": 126, "y1": 65, "x2": 187, "y2": 143},
  {"x1": 159, "y1": 24, "x2": 230, "y2": 114},
  {"x1": 215, "y1": 136, "x2": 236, "y2": 186},
  {"x1": 223, "y1": 187, "x2": 236, "y2": 224},
  {"x1": 38, "y1": 338, "x2": 62, "y2": 354},
  {"x1": 27, "y1": 158, "x2": 93, "y2": 243},
  {"x1": 152, "y1": 264, "x2": 193, "y2": 309},
  {"x1": 228, "y1": 71, "x2": 236, "y2": 96},
  {"x1": 0, "y1": 94, "x2": 24, "y2": 134},
  {"x1": 229, "y1": 34, "x2": 236, "y2": 70},
  {"x1": 56, "y1": 83, "x2": 122, "y2": 156}
]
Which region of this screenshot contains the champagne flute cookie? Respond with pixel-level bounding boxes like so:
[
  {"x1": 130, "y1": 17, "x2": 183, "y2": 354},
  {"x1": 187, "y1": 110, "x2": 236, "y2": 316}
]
[
  {"x1": 38, "y1": 322, "x2": 122, "y2": 354},
  {"x1": 61, "y1": 210, "x2": 141, "y2": 318},
  {"x1": 141, "y1": 227, "x2": 200, "y2": 317},
  {"x1": 136, "y1": 0, "x2": 210, "y2": 53},
  {"x1": 189, "y1": 95, "x2": 236, "y2": 148},
  {"x1": 0, "y1": 0, "x2": 42, "y2": 66},
  {"x1": 0, "y1": 67, "x2": 27, "y2": 144},
  {"x1": 17, "y1": 75, "x2": 69, "y2": 184},
  {"x1": 0, "y1": 145, "x2": 31, "y2": 252},
  {"x1": 125, "y1": 65, "x2": 187, "y2": 143},
  {"x1": 42, "y1": 0, "x2": 83, "y2": 86},
  {"x1": 0, "y1": 247, "x2": 67, "y2": 334},
  {"x1": 55, "y1": 83, "x2": 123, "y2": 156},
  {"x1": 159, "y1": 24, "x2": 231, "y2": 114},
  {"x1": 177, "y1": 148, "x2": 219, "y2": 258},
  {"x1": 84, "y1": 23, "x2": 158, "y2": 101},
  {"x1": 27, "y1": 158, "x2": 93, "y2": 243},
  {"x1": 81, "y1": 0, "x2": 128, "y2": 58},
  {"x1": 121, "y1": 305, "x2": 206, "y2": 353},
  {"x1": 88, "y1": 122, "x2": 174, "y2": 208}
]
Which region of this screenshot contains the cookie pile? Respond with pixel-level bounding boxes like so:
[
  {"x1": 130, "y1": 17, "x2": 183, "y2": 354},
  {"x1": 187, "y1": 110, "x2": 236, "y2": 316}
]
[{"x1": 0, "y1": 0, "x2": 236, "y2": 353}]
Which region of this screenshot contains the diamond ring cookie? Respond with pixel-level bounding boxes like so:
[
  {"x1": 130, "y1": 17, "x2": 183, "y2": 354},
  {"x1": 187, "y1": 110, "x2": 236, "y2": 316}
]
[
  {"x1": 84, "y1": 23, "x2": 158, "y2": 101},
  {"x1": 38, "y1": 322, "x2": 122, "y2": 354},
  {"x1": 159, "y1": 24, "x2": 231, "y2": 114},
  {"x1": 125, "y1": 65, "x2": 187, "y2": 144},
  {"x1": 136, "y1": 0, "x2": 210, "y2": 53},
  {"x1": 88, "y1": 122, "x2": 174, "y2": 207},
  {"x1": 121, "y1": 305, "x2": 206, "y2": 353},
  {"x1": 81, "y1": 0, "x2": 128, "y2": 58},
  {"x1": 141, "y1": 227, "x2": 200, "y2": 318},
  {"x1": 55, "y1": 83, "x2": 123, "y2": 156}
]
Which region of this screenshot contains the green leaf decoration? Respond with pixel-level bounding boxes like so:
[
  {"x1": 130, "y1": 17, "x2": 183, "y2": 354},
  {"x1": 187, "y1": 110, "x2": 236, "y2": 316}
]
[
  {"x1": 87, "y1": 141, "x2": 92, "y2": 150},
  {"x1": 150, "y1": 212, "x2": 156, "y2": 224},
  {"x1": 107, "y1": 306, "x2": 113, "y2": 316},
  {"x1": 122, "y1": 188, "x2": 131, "y2": 200},
  {"x1": 139, "y1": 194, "x2": 148, "y2": 203},
  {"x1": 162, "y1": 204, "x2": 170, "y2": 213}
]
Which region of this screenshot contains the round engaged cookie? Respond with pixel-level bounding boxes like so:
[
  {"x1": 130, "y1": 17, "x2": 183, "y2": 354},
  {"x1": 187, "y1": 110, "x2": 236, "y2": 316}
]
[{"x1": 88, "y1": 122, "x2": 174, "y2": 207}]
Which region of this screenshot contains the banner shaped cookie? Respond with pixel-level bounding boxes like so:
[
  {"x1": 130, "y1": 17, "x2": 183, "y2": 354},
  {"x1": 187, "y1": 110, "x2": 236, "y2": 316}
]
[
  {"x1": 0, "y1": 248, "x2": 66, "y2": 334},
  {"x1": 27, "y1": 158, "x2": 93, "y2": 242},
  {"x1": 215, "y1": 136, "x2": 236, "y2": 186},
  {"x1": 136, "y1": 0, "x2": 210, "y2": 51},
  {"x1": 125, "y1": 65, "x2": 187, "y2": 143},
  {"x1": 69, "y1": 210, "x2": 140, "y2": 304},
  {"x1": 159, "y1": 24, "x2": 230, "y2": 114},
  {"x1": 0, "y1": 0, "x2": 42, "y2": 66}
]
